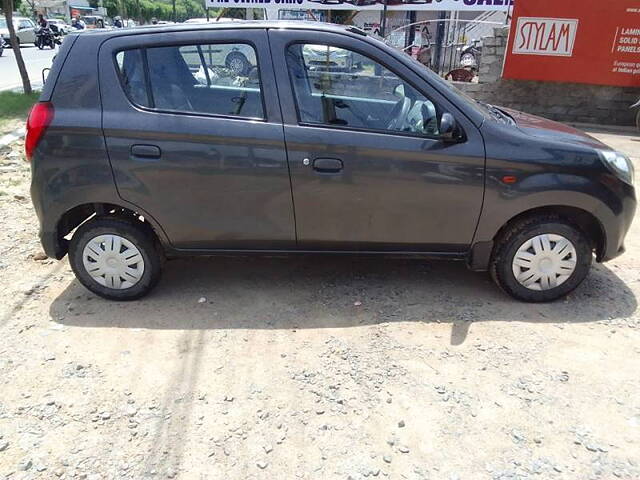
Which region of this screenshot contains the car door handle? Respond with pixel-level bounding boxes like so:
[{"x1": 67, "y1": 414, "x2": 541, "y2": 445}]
[
  {"x1": 312, "y1": 158, "x2": 343, "y2": 173},
  {"x1": 130, "y1": 144, "x2": 161, "y2": 160}
]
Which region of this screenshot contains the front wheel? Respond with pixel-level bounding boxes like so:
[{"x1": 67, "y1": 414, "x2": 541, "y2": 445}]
[
  {"x1": 69, "y1": 216, "x2": 163, "y2": 301},
  {"x1": 37, "y1": 38, "x2": 44, "y2": 50},
  {"x1": 490, "y1": 217, "x2": 592, "y2": 302}
]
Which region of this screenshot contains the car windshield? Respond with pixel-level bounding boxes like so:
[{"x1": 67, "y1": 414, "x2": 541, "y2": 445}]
[{"x1": 0, "y1": 18, "x2": 6, "y2": 28}]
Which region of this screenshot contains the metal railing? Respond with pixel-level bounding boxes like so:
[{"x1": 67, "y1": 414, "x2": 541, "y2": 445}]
[{"x1": 383, "y1": 15, "x2": 507, "y2": 79}]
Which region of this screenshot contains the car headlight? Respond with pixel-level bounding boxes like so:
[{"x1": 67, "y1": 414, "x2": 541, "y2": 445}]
[{"x1": 598, "y1": 149, "x2": 634, "y2": 185}]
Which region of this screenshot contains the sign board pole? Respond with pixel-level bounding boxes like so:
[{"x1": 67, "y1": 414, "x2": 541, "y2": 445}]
[{"x1": 380, "y1": 0, "x2": 388, "y2": 37}]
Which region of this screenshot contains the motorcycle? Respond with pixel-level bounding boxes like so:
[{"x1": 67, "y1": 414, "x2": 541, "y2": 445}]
[
  {"x1": 34, "y1": 25, "x2": 61, "y2": 50},
  {"x1": 632, "y1": 99, "x2": 640, "y2": 131}
]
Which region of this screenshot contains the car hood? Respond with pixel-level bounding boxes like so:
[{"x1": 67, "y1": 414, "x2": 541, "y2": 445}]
[
  {"x1": 500, "y1": 107, "x2": 609, "y2": 150},
  {"x1": 0, "y1": 27, "x2": 9, "y2": 36}
]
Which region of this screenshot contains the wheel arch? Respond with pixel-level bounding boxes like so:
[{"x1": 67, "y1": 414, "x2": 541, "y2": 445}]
[
  {"x1": 51, "y1": 202, "x2": 170, "y2": 259},
  {"x1": 469, "y1": 204, "x2": 606, "y2": 271}
]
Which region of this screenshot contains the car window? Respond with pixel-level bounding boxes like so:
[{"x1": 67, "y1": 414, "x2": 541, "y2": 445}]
[
  {"x1": 115, "y1": 43, "x2": 264, "y2": 119},
  {"x1": 286, "y1": 43, "x2": 440, "y2": 137},
  {"x1": 19, "y1": 20, "x2": 33, "y2": 29}
]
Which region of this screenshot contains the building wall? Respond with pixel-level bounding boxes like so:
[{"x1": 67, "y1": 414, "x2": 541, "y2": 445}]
[{"x1": 455, "y1": 27, "x2": 640, "y2": 126}]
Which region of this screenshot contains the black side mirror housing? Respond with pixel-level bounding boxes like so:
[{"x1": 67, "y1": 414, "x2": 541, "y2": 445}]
[{"x1": 439, "y1": 112, "x2": 459, "y2": 142}]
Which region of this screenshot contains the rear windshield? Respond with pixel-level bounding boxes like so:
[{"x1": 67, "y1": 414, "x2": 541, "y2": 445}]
[{"x1": 115, "y1": 43, "x2": 265, "y2": 120}]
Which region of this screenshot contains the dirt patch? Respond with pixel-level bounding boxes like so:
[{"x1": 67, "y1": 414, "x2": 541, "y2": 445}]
[{"x1": 0, "y1": 131, "x2": 639, "y2": 479}]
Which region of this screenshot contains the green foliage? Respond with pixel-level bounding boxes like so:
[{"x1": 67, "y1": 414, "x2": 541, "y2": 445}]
[
  {"x1": 103, "y1": 0, "x2": 208, "y2": 22},
  {"x1": 0, "y1": 90, "x2": 40, "y2": 133},
  {"x1": 17, "y1": 2, "x2": 31, "y2": 17}
]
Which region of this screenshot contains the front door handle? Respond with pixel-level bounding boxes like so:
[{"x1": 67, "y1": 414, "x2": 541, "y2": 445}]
[
  {"x1": 130, "y1": 144, "x2": 161, "y2": 160},
  {"x1": 312, "y1": 157, "x2": 343, "y2": 173}
]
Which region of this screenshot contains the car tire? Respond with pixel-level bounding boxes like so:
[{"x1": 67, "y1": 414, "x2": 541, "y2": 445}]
[
  {"x1": 490, "y1": 216, "x2": 592, "y2": 302},
  {"x1": 69, "y1": 216, "x2": 163, "y2": 301},
  {"x1": 225, "y1": 52, "x2": 250, "y2": 75}
]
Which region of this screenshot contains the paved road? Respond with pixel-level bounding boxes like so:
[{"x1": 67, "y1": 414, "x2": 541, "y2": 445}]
[{"x1": 0, "y1": 44, "x2": 57, "y2": 91}]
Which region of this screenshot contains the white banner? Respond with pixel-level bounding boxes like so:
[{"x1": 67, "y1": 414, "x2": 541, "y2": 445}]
[{"x1": 205, "y1": 0, "x2": 513, "y2": 12}]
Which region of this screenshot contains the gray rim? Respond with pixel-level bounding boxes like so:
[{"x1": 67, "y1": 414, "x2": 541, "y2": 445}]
[
  {"x1": 228, "y1": 57, "x2": 245, "y2": 73},
  {"x1": 82, "y1": 234, "x2": 145, "y2": 290},
  {"x1": 511, "y1": 233, "x2": 577, "y2": 291}
]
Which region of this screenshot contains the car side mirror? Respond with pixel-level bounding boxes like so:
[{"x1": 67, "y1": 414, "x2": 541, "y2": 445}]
[{"x1": 438, "y1": 112, "x2": 459, "y2": 142}]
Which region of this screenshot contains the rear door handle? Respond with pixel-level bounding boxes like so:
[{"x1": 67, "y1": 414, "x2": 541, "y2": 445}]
[
  {"x1": 312, "y1": 157, "x2": 343, "y2": 173},
  {"x1": 130, "y1": 144, "x2": 161, "y2": 160}
]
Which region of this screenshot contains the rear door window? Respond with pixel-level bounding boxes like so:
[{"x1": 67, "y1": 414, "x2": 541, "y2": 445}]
[{"x1": 115, "y1": 43, "x2": 264, "y2": 119}]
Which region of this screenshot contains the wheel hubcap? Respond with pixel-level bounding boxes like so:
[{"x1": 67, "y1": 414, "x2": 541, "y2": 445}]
[
  {"x1": 82, "y1": 234, "x2": 145, "y2": 290},
  {"x1": 511, "y1": 234, "x2": 577, "y2": 291},
  {"x1": 229, "y1": 58, "x2": 244, "y2": 73}
]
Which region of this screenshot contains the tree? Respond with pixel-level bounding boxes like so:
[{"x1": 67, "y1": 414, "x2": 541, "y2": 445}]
[{"x1": 2, "y1": 0, "x2": 32, "y2": 94}]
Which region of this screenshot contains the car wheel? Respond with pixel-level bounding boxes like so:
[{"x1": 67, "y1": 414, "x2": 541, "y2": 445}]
[
  {"x1": 490, "y1": 216, "x2": 592, "y2": 302},
  {"x1": 69, "y1": 216, "x2": 162, "y2": 301},
  {"x1": 225, "y1": 52, "x2": 250, "y2": 76}
]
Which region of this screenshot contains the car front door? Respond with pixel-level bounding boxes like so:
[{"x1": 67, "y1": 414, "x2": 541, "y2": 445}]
[
  {"x1": 99, "y1": 29, "x2": 295, "y2": 250},
  {"x1": 269, "y1": 29, "x2": 486, "y2": 253}
]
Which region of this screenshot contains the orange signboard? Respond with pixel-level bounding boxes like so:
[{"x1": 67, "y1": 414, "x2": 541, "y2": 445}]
[{"x1": 503, "y1": 0, "x2": 640, "y2": 87}]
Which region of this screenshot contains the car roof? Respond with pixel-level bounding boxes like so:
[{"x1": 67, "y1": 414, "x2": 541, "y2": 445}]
[{"x1": 71, "y1": 20, "x2": 366, "y2": 39}]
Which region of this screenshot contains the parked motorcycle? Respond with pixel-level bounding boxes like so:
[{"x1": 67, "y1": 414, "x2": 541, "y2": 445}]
[
  {"x1": 632, "y1": 99, "x2": 640, "y2": 131},
  {"x1": 459, "y1": 39, "x2": 481, "y2": 68},
  {"x1": 34, "y1": 25, "x2": 61, "y2": 50}
]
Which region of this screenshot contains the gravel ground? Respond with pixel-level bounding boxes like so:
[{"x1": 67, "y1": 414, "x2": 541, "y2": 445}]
[{"x1": 0, "y1": 129, "x2": 639, "y2": 480}]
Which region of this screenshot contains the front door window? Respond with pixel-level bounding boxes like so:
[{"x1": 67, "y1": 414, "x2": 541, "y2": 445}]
[{"x1": 286, "y1": 43, "x2": 440, "y2": 137}]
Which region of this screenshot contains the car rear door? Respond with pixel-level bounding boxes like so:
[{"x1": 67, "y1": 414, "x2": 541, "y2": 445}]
[
  {"x1": 99, "y1": 28, "x2": 295, "y2": 250},
  {"x1": 268, "y1": 28, "x2": 486, "y2": 253}
]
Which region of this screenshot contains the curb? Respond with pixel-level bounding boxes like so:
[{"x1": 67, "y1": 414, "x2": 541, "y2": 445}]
[{"x1": 570, "y1": 122, "x2": 639, "y2": 134}]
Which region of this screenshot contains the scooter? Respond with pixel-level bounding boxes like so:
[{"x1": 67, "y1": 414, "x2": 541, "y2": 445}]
[
  {"x1": 459, "y1": 39, "x2": 482, "y2": 68},
  {"x1": 632, "y1": 99, "x2": 640, "y2": 131}
]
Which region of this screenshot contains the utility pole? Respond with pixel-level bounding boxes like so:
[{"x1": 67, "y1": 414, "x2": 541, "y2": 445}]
[{"x1": 2, "y1": 0, "x2": 32, "y2": 94}]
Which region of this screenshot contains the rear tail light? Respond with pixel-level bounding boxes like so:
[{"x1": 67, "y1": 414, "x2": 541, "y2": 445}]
[{"x1": 25, "y1": 101, "x2": 54, "y2": 162}]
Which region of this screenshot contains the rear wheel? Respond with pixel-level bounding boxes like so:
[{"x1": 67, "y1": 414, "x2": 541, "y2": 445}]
[
  {"x1": 490, "y1": 217, "x2": 592, "y2": 302},
  {"x1": 69, "y1": 216, "x2": 162, "y2": 301}
]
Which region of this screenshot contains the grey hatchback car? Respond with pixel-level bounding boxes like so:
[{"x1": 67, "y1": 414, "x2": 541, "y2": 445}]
[{"x1": 28, "y1": 22, "x2": 635, "y2": 302}]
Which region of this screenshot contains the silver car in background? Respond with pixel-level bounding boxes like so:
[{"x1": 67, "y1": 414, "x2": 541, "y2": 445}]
[{"x1": 0, "y1": 17, "x2": 36, "y2": 47}]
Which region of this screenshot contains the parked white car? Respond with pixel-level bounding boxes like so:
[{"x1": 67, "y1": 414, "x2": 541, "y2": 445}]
[
  {"x1": 0, "y1": 16, "x2": 36, "y2": 47},
  {"x1": 48, "y1": 19, "x2": 70, "y2": 35}
]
